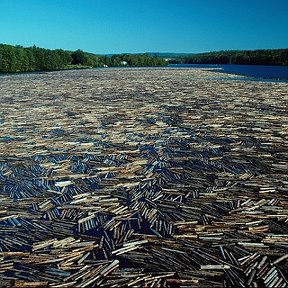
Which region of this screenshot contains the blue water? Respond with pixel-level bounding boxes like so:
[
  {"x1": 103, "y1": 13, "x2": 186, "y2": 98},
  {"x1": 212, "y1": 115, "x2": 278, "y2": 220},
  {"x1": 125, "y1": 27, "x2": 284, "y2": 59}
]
[{"x1": 169, "y1": 64, "x2": 288, "y2": 82}]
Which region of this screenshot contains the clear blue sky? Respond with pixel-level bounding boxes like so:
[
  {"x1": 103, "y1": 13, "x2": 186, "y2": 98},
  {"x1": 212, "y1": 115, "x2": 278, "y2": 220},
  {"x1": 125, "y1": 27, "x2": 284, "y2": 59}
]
[{"x1": 0, "y1": 0, "x2": 287, "y2": 54}]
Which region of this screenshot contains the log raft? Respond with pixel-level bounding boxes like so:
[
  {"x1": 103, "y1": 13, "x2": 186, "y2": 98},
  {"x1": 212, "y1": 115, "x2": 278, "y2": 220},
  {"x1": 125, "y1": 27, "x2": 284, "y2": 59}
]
[{"x1": 0, "y1": 68, "x2": 287, "y2": 287}]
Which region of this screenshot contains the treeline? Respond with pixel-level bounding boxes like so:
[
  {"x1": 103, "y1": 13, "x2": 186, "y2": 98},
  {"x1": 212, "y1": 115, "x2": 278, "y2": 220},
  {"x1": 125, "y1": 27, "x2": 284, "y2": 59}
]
[
  {"x1": 0, "y1": 44, "x2": 73, "y2": 72},
  {"x1": 71, "y1": 50, "x2": 167, "y2": 67},
  {"x1": 0, "y1": 43, "x2": 167, "y2": 73},
  {"x1": 171, "y1": 49, "x2": 288, "y2": 66},
  {"x1": 101, "y1": 53, "x2": 166, "y2": 67}
]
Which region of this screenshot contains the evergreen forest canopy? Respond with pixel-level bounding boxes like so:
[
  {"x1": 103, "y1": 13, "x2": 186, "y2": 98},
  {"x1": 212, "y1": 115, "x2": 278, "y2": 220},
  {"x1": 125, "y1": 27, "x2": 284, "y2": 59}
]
[
  {"x1": 0, "y1": 44, "x2": 167, "y2": 73},
  {"x1": 171, "y1": 49, "x2": 288, "y2": 66}
]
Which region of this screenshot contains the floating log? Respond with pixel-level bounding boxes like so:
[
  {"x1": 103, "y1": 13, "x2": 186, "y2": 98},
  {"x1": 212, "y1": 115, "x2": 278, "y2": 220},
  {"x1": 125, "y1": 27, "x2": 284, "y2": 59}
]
[{"x1": 0, "y1": 68, "x2": 287, "y2": 287}]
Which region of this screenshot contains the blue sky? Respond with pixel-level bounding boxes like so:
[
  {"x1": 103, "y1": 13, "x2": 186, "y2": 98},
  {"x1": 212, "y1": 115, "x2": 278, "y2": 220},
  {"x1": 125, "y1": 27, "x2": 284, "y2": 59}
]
[{"x1": 0, "y1": 0, "x2": 287, "y2": 54}]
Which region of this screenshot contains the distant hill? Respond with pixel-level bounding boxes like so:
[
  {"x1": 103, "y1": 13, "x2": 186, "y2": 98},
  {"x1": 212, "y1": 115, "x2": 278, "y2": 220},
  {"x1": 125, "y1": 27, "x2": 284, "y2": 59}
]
[
  {"x1": 101, "y1": 52, "x2": 195, "y2": 58},
  {"x1": 146, "y1": 52, "x2": 195, "y2": 58},
  {"x1": 172, "y1": 49, "x2": 288, "y2": 66}
]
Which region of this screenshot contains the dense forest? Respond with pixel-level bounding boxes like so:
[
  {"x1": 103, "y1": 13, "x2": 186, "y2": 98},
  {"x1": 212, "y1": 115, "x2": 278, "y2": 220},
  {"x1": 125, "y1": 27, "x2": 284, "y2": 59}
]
[
  {"x1": 1, "y1": 44, "x2": 287, "y2": 73},
  {"x1": 171, "y1": 49, "x2": 288, "y2": 66},
  {"x1": 0, "y1": 44, "x2": 167, "y2": 73}
]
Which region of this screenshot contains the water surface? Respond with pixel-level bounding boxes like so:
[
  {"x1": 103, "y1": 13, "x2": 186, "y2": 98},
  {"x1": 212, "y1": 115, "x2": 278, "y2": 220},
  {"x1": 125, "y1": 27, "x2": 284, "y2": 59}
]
[{"x1": 169, "y1": 64, "x2": 288, "y2": 82}]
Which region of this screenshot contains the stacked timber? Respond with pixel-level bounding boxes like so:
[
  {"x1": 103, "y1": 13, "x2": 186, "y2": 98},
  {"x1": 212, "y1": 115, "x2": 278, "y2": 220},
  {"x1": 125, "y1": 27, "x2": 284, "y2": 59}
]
[{"x1": 0, "y1": 68, "x2": 287, "y2": 287}]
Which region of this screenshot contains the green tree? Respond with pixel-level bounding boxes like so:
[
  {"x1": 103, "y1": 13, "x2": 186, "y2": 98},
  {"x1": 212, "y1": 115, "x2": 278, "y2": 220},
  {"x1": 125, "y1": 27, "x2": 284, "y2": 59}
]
[{"x1": 71, "y1": 49, "x2": 87, "y2": 65}]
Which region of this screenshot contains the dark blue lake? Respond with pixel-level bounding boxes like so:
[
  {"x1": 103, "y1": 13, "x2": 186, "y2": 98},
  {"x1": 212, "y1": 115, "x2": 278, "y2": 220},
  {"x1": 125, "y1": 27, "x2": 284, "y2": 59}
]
[{"x1": 169, "y1": 64, "x2": 288, "y2": 82}]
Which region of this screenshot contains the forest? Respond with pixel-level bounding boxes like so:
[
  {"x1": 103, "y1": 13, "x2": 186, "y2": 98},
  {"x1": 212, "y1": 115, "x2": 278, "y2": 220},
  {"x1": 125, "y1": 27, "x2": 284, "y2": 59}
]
[
  {"x1": 1, "y1": 44, "x2": 287, "y2": 73},
  {"x1": 171, "y1": 49, "x2": 288, "y2": 66},
  {"x1": 0, "y1": 44, "x2": 167, "y2": 73}
]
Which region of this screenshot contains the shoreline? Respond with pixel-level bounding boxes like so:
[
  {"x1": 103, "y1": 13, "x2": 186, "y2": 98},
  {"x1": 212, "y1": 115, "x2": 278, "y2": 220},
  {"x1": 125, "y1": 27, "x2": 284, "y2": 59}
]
[{"x1": 1, "y1": 64, "x2": 288, "y2": 83}]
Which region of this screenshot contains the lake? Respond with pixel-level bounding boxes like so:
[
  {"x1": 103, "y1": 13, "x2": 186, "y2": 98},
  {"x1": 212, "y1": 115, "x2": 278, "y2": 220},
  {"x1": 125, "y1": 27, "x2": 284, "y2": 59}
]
[{"x1": 169, "y1": 64, "x2": 288, "y2": 82}]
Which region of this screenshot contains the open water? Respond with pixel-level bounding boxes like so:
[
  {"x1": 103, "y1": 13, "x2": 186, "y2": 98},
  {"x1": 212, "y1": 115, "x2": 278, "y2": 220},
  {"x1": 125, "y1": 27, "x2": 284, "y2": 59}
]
[{"x1": 169, "y1": 64, "x2": 288, "y2": 82}]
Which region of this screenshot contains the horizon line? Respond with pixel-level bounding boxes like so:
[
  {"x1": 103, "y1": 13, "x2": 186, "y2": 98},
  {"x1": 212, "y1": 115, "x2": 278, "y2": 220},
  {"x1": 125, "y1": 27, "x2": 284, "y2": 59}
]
[{"x1": 1, "y1": 42, "x2": 288, "y2": 56}]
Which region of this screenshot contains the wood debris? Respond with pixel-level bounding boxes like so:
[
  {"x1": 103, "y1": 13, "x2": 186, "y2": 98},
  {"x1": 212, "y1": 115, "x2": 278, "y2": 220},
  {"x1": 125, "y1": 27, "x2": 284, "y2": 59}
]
[{"x1": 0, "y1": 68, "x2": 287, "y2": 287}]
